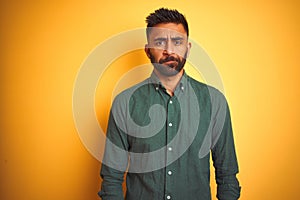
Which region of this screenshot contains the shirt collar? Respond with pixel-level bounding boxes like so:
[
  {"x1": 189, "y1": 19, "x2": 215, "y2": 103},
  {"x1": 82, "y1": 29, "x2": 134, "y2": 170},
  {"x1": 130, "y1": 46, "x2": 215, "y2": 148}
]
[{"x1": 149, "y1": 70, "x2": 188, "y2": 94}]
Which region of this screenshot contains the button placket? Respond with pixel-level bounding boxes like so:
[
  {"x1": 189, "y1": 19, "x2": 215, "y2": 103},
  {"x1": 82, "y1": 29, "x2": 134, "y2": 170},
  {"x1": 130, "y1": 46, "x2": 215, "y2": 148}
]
[{"x1": 165, "y1": 96, "x2": 176, "y2": 200}]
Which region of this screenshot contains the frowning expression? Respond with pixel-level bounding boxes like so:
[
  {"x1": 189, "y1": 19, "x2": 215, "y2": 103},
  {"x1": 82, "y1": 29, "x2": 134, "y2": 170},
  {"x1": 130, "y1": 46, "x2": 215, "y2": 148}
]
[{"x1": 145, "y1": 23, "x2": 191, "y2": 77}]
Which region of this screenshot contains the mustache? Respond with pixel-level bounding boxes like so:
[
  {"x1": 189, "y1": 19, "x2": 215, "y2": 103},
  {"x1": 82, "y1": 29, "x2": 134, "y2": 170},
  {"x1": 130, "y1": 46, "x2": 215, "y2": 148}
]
[{"x1": 159, "y1": 56, "x2": 179, "y2": 64}]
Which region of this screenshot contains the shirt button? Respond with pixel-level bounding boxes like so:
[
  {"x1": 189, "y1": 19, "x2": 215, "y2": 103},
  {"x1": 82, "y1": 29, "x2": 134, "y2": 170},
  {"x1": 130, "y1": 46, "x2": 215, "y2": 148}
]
[
  {"x1": 166, "y1": 195, "x2": 171, "y2": 199},
  {"x1": 168, "y1": 147, "x2": 172, "y2": 151},
  {"x1": 168, "y1": 123, "x2": 173, "y2": 127},
  {"x1": 169, "y1": 100, "x2": 173, "y2": 104},
  {"x1": 168, "y1": 170, "x2": 172, "y2": 175},
  {"x1": 155, "y1": 87, "x2": 159, "y2": 91}
]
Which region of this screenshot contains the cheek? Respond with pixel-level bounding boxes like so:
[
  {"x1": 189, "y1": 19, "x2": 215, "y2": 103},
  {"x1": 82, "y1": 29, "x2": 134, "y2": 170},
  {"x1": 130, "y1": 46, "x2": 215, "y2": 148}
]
[
  {"x1": 176, "y1": 48, "x2": 189, "y2": 58},
  {"x1": 150, "y1": 49, "x2": 162, "y2": 60}
]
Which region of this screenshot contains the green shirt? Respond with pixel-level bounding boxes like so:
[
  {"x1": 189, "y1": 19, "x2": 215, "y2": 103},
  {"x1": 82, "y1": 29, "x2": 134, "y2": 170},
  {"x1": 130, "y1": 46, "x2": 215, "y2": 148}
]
[{"x1": 99, "y1": 72, "x2": 241, "y2": 200}]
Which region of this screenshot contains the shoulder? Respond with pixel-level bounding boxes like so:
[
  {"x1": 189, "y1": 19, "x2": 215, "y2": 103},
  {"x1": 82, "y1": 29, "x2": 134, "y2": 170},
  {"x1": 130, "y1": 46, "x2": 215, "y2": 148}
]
[
  {"x1": 112, "y1": 78, "x2": 150, "y2": 109},
  {"x1": 187, "y1": 75, "x2": 227, "y2": 105}
]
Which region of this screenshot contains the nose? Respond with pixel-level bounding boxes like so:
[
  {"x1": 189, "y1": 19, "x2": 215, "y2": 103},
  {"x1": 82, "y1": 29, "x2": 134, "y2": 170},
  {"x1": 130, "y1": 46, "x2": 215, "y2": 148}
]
[{"x1": 163, "y1": 41, "x2": 174, "y2": 55}]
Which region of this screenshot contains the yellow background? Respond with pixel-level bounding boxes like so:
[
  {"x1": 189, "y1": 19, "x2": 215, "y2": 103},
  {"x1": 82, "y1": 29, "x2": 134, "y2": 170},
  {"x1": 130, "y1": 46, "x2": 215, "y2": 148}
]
[{"x1": 1, "y1": 0, "x2": 300, "y2": 199}]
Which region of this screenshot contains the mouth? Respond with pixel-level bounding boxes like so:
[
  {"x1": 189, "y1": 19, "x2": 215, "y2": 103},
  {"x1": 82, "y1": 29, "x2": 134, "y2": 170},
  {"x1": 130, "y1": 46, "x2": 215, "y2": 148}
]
[{"x1": 163, "y1": 60, "x2": 177, "y2": 66}]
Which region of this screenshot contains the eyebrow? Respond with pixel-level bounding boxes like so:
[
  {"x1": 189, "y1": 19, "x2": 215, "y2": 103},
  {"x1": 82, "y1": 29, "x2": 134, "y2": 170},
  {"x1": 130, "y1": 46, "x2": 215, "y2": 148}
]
[
  {"x1": 154, "y1": 36, "x2": 184, "y2": 41},
  {"x1": 154, "y1": 37, "x2": 167, "y2": 41},
  {"x1": 171, "y1": 37, "x2": 184, "y2": 41}
]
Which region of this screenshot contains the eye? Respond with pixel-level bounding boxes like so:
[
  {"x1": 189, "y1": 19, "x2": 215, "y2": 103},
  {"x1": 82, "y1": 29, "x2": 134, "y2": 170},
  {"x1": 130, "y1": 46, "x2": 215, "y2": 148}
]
[
  {"x1": 155, "y1": 40, "x2": 166, "y2": 46},
  {"x1": 174, "y1": 39, "x2": 183, "y2": 46}
]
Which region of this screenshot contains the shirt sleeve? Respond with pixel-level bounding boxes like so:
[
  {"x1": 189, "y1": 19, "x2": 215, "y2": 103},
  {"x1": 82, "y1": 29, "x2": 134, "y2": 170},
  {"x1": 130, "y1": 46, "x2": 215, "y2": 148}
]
[
  {"x1": 211, "y1": 95, "x2": 241, "y2": 200},
  {"x1": 99, "y1": 96, "x2": 129, "y2": 200}
]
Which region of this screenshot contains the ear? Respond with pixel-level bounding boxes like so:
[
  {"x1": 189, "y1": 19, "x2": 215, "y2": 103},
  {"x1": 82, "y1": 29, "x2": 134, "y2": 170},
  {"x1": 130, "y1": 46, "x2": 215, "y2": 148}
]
[
  {"x1": 144, "y1": 44, "x2": 151, "y2": 59},
  {"x1": 186, "y1": 42, "x2": 192, "y2": 58}
]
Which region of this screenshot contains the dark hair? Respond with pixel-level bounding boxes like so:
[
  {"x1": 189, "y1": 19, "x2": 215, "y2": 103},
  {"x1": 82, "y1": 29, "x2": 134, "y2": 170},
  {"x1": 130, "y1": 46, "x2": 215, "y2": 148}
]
[{"x1": 146, "y1": 8, "x2": 189, "y2": 38}]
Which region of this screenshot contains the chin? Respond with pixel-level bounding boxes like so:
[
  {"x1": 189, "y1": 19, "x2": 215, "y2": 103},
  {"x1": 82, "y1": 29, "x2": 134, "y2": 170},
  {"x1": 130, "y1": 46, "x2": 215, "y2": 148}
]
[{"x1": 155, "y1": 65, "x2": 182, "y2": 77}]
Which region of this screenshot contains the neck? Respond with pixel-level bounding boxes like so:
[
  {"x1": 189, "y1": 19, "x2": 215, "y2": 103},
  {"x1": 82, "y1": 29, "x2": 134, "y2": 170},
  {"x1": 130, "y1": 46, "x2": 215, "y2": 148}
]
[{"x1": 154, "y1": 69, "x2": 184, "y2": 96}]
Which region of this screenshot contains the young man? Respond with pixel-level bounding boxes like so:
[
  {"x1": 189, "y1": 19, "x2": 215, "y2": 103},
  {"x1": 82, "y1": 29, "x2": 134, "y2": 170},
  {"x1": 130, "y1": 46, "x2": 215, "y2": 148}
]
[{"x1": 99, "y1": 8, "x2": 241, "y2": 200}]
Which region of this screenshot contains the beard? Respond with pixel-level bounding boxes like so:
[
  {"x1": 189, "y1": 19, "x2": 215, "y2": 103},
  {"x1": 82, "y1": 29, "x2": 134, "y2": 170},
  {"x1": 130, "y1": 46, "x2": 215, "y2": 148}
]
[{"x1": 149, "y1": 52, "x2": 187, "y2": 77}]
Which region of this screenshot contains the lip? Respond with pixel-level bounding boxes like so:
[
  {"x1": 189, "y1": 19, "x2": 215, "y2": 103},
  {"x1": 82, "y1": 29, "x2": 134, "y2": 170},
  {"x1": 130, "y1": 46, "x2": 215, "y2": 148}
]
[{"x1": 163, "y1": 60, "x2": 177, "y2": 65}]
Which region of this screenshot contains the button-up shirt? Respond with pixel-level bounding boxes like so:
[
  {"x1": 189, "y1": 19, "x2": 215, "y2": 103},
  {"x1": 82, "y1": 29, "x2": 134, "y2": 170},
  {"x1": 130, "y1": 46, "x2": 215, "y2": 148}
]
[{"x1": 99, "y1": 72, "x2": 241, "y2": 200}]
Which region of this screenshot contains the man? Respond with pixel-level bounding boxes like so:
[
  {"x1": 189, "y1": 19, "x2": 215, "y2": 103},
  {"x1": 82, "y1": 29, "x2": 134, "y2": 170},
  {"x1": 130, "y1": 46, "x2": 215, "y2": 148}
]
[{"x1": 99, "y1": 8, "x2": 241, "y2": 200}]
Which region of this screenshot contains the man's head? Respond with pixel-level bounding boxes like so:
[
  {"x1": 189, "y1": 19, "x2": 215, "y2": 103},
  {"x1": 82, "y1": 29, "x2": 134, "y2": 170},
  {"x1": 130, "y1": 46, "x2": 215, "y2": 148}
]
[
  {"x1": 146, "y1": 8, "x2": 189, "y2": 39},
  {"x1": 145, "y1": 8, "x2": 191, "y2": 77}
]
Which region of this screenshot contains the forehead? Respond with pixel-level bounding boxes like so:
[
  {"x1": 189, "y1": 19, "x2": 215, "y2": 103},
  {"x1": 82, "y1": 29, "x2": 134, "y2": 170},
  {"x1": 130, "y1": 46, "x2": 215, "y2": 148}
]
[{"x1": 148, "y1": 23, "x2": 187, "y2": 38}]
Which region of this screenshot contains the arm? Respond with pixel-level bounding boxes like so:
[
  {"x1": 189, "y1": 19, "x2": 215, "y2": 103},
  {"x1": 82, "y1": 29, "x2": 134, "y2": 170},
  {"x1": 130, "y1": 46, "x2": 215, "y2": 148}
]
[
  {"x1": 99, "y1": 98, "x2": 129, "y2": 200},
  {"x1": 211, "y1": 97, "x2": 241, "y2": 200}
]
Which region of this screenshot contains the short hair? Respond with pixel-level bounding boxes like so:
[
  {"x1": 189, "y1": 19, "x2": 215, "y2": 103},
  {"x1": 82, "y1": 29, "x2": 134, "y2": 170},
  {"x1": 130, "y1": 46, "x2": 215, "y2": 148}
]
[{"x1": 145, "y1": 8, "x2": 189, "y2": 38}]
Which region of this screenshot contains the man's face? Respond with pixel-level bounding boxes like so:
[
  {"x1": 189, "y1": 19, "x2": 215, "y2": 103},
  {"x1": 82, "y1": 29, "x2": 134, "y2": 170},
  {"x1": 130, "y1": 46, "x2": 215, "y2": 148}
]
[{"x1": 145, "y1": 23, "x2": 191, "y2": 77}]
